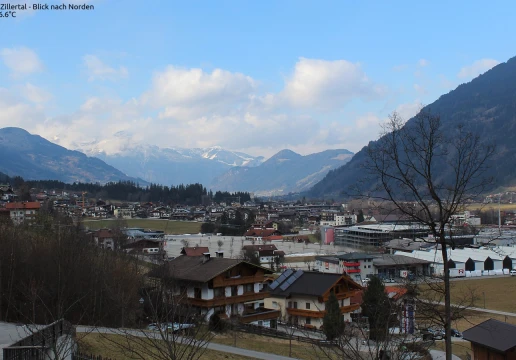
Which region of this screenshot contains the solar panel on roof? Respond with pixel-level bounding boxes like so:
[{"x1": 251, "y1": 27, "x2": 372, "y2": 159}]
[
  {"x1": 269, "y1": 268, "x2": 293, "y2": 290},
  {"x1": 279, "y1": 270, "x2": 303, "y2": 291}
]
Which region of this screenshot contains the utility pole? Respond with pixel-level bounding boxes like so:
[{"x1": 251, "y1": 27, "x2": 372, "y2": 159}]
[{"x1": 499, "y1": 193, "x2": 502, "y2": 236}]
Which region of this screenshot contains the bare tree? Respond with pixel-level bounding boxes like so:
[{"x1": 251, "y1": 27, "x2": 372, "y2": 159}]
[
  {"x1": 358, "y1": 109, "x2": 495, "y2": 359},
  {"x1": 102, "y1": 280, "x2": 213, "y2": 360}
]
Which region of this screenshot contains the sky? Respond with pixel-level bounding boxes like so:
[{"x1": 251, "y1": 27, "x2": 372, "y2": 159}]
[{"x1": 0, "y1": 0, "x2": 515, "y2": 158}]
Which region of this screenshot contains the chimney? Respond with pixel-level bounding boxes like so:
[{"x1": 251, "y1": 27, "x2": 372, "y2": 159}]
[
  {"x1": 215, "y1": 251, "x2": 224, "y2": 258},
  {"x1": 202, "y1": 252, "x2": 211, "y2": 263}
]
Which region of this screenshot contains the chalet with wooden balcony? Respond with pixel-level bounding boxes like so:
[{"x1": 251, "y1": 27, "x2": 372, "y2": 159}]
[
  {"x1": 148, "y1": 252, "x2": 281, "y2": 327},
  {"x1": 264, "y1": 270, "x2": 362, "y2": 330}
]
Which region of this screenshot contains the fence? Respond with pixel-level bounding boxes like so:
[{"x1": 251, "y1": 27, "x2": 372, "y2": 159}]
[
  {"x1": 3, "y1": 319, "x2": 75, "y2": 360},
  {"x1": 237, "y1": 323, "x2": 335, "y2": 347}
]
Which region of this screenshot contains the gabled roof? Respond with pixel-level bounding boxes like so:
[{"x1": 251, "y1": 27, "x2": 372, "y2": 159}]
[
  {"x1": 149, "y1": 256, "x2": 272, "y2": 283},
  {"x1": 336, "y1": 253, "x2": 378, "y2": 261},
  {"x1": 181, "y1": 247, "x2": 210, "y2": 256},
  {"x1": 463, "y1": 319, "x2": 516, "y2": 352},
  {"x1": 270, "y1": 271, "x2": 361, "y2": 298},
  {"x1": 242, "y1": 244, "x2": 278, "y2": 251},
  {"x1": 244, "y1": 228, "x2": 280, "y2": 237},
  {"x1": 5, "y1": 202, "x2": 40, "y2": 210}
]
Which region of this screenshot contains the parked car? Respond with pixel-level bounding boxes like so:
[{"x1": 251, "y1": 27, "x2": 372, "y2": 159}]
[
  {"x1": 384, "y1": 278, "x2": 396, "y2": 283},
  {"x1": 420, "y1": 327, "x2": 444, "y2": 340},
  {"x1": 451, "y1": 329, "x2": 463, "y2": 338},
  {"x1": 510, "y1": 269, "x2": 516, "y2": 276}
]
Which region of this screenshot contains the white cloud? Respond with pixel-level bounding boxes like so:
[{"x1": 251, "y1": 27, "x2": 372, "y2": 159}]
[
  {"x1": 395, "y1": 100, "x2": 422, "y2": 121},
  {"x1": 457, "y1": 59, "x2": 499, "y2": 80},
  {"x1": 0, "y1": 88, "x2": 46, "y2": 128},
  {"x1": 418, "y1": 59, "x2": 429, "y2": 67},
  {"x1": 281, "y1": 58, "x2": 386, "y2": 109},
  {"x1": 6, "y1": 57, "x2": 393, "y2": 159},
  {"x1": 83, "y1": 55, "x2": 128, "y2": 81},
  {"x1": 21, "y1": 83, "x2": 53, "y2": 103},
  {"x1": 143, "y1": 66, "x2": 256, "y2": 121},
  {"x1": 0, "y1": 47, "x2": 43, "y2": 77}
]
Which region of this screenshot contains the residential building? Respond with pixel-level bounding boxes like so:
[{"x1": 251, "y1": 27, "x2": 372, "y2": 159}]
[
  {"x1": 241, "y1": 244, "x2": 285, "y2": 267},
  {"x1": 148, "y1": 252, "x2": 281, "y2": 327},
  {"x1": 264, "y1": 270, "x2": 362, "y2": 329},
  {"x1": 5, "y1": 201, "x2": 40, "y2": 225},
  {"x1": 337, "y1": 253, "x2": 377, "y2": 282},
  {"x1": 315, "y1": 255, "x2": 340, "y2": 274},
  {"x1": 463, "y1": 319, "x2": 516, "y2": 360},
  {"x1": 180, "y1": 246, "x2": 210, "y2": 256}
]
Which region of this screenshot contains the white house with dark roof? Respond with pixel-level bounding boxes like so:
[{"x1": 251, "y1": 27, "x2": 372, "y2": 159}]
[{"x1": 264, "y1": 270, "x2": 362, "y2": 329}]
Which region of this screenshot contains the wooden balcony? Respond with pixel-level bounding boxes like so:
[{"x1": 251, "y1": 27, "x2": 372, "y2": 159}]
[
  {"x1": 212, "y1": 275, "x2": 265, "y2": 288},
  {"x1": 240, "y1": 309, "x2": 281, "y2": 323},
  {"x1": 287, "y1": 303, "x2": 361, "y2": 318},
  {"x1": 321, "y1": 290, "x2": 359, "y2": 302},
  {"x1": 180, "y1": 291, "x2": 269, "y2": 308}
]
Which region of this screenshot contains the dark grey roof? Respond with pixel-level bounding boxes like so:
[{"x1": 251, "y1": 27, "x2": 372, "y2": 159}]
[
  {"x1": 315, "y1": 256, "x2": 339, "y2": 264},
  {"x1": 148, "y1": 256, "x2": 272, "y2": 283},
  {"x1": 463, "y1": 319, "x2": 516, "y2": 352},
  {"x1": 270, "y1": 271, "x2": 361, "y2": 298},
  {"x1": 336, "y1": 253, "x2": 378, "y2": 261},
  {"x1": 373, "y1": 254, "x2": 431, "y2": 267}
]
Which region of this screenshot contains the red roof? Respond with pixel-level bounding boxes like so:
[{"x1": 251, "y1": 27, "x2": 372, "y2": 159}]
[
  {"x1": 351, "y1": 286, "x2": 407, "y2": 305},
  {"x1": 5, "y1": 202, "x2": 40, "y2": 210},
  {"x1": 95, "y1": 229, "x2": 113, "y2": 238},
  {"x1": 263, "y1": 235, "x2": 283, "y2": 241},
  {"x1": 244, "y1": 228, "x2": 280, "y2": 237},
  {"x1": 181, "y1": 246, "x2": 210, "y2": 256}
]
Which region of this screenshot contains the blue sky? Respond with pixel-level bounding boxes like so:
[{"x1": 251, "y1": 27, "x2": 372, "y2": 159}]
[{"x1": 0, "y1": 0, "x2": 514, "y2": 157}]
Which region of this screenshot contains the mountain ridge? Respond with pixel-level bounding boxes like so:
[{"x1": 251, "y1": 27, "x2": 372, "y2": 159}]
[
  {"x1": 309, "y1": 56, "x2": 516, "y2": 198},
  {"x1": 0, "y1": 127, "x2": 146, "y2": 185}
]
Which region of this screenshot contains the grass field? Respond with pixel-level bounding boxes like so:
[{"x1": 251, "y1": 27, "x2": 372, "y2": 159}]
[
  {"x1": 78, "y1": 333, "x2": 259, "y2": 360},
  {"x1": 82, "y1": 219, "x2": 202, "y2": 234},
  {"x1": 449, "y1": 276, "x2": 516, "y2": 313},
  {"x1": 466, "y1": 202, "x2": 516, "y2": 211}
]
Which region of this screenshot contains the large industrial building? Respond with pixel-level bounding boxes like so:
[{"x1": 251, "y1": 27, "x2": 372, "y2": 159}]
[
  {"x1": 334, "y1": 224, "x2": 429, "y2": 249},
  {"x1": 395, "y1": 246, "x2": 516, "y2": 275}
]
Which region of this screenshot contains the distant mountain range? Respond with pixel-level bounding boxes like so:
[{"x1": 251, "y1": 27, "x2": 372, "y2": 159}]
[
  {"x1": 309, "y1": 56, "x2": 516, "y2": 198},
  {"x1": 210, "y1": 149, "x2": 354, "y2": 195},
  {"x1": 0, "y1": 127, "x2": 353, "y2": 194},
  {"x1": 0, "y1": 127, "x2": 145, "y2": 184},
  {"x1": 73, "y1": 133, "x2": 265, "y2": 186}
]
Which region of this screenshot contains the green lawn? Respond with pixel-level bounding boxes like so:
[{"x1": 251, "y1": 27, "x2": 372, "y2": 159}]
[
  {"x1": 82, "y1": 218, "x2": 201, "y2": 234},
  {"x1": 449, "y1": 276, "x2": 516, "y2": 313},
  {"x1": 78, "y1": 333, "x2": 258, "y2": 360}
]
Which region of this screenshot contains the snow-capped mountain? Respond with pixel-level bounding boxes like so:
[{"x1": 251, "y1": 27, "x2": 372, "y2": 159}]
[{"x1": 73, "y1": 137, "x2": 264, "y2": 186}]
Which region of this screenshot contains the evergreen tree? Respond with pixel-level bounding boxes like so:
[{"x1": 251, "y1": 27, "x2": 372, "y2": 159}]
[
  {"x1": 357, "y1": 209, "x2": 365, "y2": 223},
  {"x1": 361, "y1": 276, "x2": 390, "y2": 341},
  {"x1": 322, "y1": 291, "x2": 344, "y2": 341}
]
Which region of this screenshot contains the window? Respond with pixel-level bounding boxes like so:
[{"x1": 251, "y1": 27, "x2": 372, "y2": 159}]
[
  {"x1": 214, "y1": 288, "x2": 224, "y2": 298},
  {"x1": 288, "y1": 301, "x2": 292, "y2": 308},
  {"x1": 293, "y1": 302, "x2": 298, "y2": 309},
  {"x1": 244, "y1": 284, "x2": 254, "y2": 293},
  {"x1": 231, "y1": 286, "x2": 238, "y2": 296},
  {"x1": 272, "y1": 301, "x2": 278, "y2": 308},
  {"x1": 306, "y1": 303, "x2": 311, "y2": 310},
  {"x1": 306, "y1": 317, "x2": 311, "y2": 325},
  {"x1": 194, "y1": 288, "x2": 202, "y2": 299}
]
